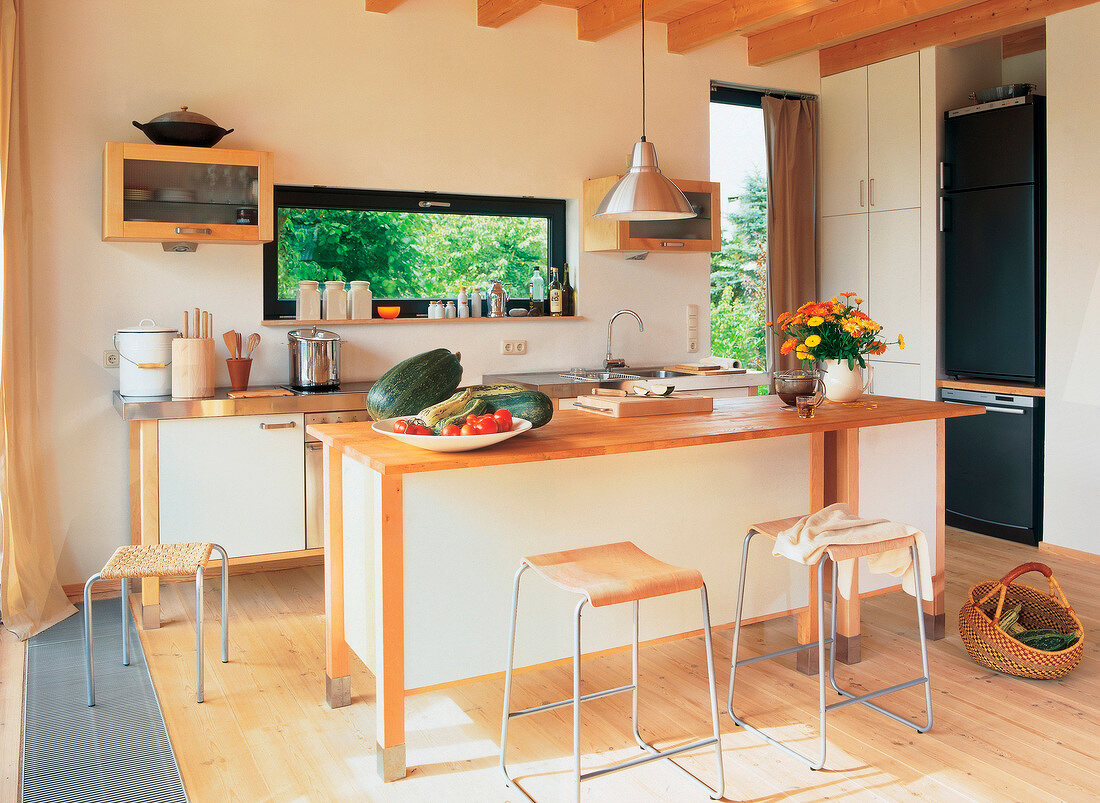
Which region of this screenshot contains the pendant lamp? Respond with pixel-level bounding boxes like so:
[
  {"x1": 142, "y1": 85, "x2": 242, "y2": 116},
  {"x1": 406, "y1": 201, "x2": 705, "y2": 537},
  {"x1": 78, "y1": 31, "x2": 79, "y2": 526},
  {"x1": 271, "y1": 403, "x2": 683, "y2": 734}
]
[{"x1": 593, "y1": 0, "x2": 695, "y2": 221}]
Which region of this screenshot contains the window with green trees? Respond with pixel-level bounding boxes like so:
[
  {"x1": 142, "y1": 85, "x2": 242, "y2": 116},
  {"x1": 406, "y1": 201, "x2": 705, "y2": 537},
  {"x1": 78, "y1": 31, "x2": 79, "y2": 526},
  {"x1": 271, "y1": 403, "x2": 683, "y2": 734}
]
[
  {"x1": 263, "y1": 186, "x2": 566, "y2": 319},
  {"x1": 710, "y1": 86, "x2": 770, "y2": 371}
]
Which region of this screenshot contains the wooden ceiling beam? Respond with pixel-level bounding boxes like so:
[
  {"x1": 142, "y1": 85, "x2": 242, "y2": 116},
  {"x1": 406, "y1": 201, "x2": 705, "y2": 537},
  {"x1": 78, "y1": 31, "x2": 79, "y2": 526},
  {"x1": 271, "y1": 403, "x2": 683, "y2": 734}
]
[
  {"x1": 478, "y1": 0, "x2": 541, "y2": 27},
  {"x1": 1002, "y1": 24, "x2": 1045, "y2": 57},
  {"x1": 819, "y1": 0, "x2": 1093, "y2": 75},
  {"x1": 667, "y1": 0, "x2": 836, "y2": 54},
  {"x1": 576, "y1": 0, "x2": 710, "y2": 43},
  {"x1": 747, "y1": 0, "x2": 986, "y2": 66},
  {"x1": 364, "y1": 0, "x2": 406, "y2": 12}
]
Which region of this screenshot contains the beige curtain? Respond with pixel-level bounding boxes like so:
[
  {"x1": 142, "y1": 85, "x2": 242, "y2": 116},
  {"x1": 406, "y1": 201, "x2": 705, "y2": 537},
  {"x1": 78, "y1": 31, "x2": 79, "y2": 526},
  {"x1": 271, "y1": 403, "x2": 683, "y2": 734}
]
[
  {"x1": 762, "y1": 96, "x2": 818, "y2": 374},
  {"x1": 0, "y1": 0, "x2": 76, "y2": 638}
]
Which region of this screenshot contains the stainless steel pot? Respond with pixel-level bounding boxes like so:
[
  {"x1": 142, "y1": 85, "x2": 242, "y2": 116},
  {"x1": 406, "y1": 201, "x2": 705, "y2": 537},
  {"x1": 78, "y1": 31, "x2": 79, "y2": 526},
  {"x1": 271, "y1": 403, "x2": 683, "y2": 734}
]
[{"x1": 287, "y1": 328, "x2": 340, "y2": 389}]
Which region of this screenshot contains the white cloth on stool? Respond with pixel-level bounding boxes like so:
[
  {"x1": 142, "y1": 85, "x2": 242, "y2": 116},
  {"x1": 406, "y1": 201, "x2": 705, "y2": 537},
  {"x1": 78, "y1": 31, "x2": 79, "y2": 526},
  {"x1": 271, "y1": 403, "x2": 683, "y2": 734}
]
[{"x1": 772, "y1": 503, "x2": 933, "y2": 601}]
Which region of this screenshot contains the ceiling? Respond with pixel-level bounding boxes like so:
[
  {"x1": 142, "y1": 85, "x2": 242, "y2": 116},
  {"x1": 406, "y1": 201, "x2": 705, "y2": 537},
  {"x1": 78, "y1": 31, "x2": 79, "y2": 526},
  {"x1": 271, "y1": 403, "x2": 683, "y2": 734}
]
[{"x1": 366, "y1": 0, "x2": 1092, "y2": 76}]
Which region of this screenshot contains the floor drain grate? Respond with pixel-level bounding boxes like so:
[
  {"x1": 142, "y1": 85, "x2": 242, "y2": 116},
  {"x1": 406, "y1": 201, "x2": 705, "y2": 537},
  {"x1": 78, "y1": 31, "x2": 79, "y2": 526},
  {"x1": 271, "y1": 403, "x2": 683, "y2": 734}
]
[{"x1": 21, "y1": 598, "x2": 186, "y2": 802}]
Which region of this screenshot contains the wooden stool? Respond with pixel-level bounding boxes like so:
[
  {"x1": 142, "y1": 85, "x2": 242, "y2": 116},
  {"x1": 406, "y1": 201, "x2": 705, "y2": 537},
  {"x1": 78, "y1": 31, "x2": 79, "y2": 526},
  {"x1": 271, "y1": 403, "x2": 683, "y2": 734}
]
[
  {"x1": 728, "y1": 517, "x2": 932, "y2": 770},
  {"x1": 83, "y1": 542, "x2": 228, "y2": 705},
  {"x1": 500, "y1": 541, "x2": 724, "y2": 802}
]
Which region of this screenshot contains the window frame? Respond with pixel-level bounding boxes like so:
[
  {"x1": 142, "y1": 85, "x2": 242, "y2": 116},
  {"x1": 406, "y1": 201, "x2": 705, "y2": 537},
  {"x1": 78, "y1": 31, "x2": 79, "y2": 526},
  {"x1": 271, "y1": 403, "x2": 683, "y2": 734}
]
[{"x1": 263, "y1": 185, "x2": 567, "y2": 320}]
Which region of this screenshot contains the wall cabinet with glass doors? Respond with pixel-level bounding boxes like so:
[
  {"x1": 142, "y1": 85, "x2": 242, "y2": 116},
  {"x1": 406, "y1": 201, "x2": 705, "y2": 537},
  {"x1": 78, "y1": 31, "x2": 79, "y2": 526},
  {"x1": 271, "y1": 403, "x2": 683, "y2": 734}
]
[
  {"x1": 582, "y1": 177, "x2": 721, "y2": 252},
  {"x1": 103, "y1": 142, "x2": 274, "y2": 245}
]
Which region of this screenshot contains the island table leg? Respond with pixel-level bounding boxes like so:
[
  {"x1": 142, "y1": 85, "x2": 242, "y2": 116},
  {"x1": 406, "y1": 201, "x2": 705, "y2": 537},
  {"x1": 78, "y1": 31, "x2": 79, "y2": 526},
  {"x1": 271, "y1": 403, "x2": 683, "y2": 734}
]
[
  {"x1": 828, "y1": 428, "x2": 861, "y2": 664},
  {"x1": 375, "y1": 472, "x2": 406, "y2": 781},
  {"x1": 924, "y1": 419, "x2": 947, "y2": 640},
  {"x1": 797, "y1": 432, "x2": 827, "y2": 675},
  {"x1": 323, "y1": 444, "x2": 351, "y2": 708},
  {"x1": 134, "y1": 420, "x2": 161, "y2": 629}
]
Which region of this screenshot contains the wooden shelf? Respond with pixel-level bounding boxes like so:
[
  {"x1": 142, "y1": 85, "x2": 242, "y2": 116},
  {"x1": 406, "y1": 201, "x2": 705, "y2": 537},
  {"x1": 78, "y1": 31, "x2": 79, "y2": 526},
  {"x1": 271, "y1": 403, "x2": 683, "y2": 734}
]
[
  {"x1": 262, "y1": 316, "x2": 585, "y2": 326},
  {"x1": 937, "y1": 379, "x2": 1045, "y2": 397}
]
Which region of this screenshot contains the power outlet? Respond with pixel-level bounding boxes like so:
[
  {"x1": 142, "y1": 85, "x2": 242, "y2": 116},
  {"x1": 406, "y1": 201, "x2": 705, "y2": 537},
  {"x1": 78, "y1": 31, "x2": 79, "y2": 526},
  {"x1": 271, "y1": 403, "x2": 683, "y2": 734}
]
[
  {"x1": 500, "y1": 339, "x2": 527, "y2": 355},
  {"x1": 103, "y1": 349, "x2": 120, "y2": 368}
]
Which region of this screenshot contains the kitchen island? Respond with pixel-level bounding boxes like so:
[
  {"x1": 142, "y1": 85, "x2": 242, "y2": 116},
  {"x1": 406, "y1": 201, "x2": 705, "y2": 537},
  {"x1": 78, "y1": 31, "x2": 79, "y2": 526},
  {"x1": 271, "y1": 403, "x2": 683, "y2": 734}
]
[{"x1": 307, "y1": 394, "x2": 983, "y2": 781}]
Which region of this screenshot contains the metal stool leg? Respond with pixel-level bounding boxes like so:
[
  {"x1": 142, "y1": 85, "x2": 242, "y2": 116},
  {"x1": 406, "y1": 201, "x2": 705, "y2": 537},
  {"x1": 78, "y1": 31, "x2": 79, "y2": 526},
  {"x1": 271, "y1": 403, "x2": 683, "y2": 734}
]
[
  {"x1": 121, "y1": 578, "x2": 130, "y2": 666},
  {"x1": 84, "y1": 574, "x2": 101, "y2": 707},
  {"x1": 572, "y1": 597, "x2": 585, "y2": 803},
  {"x1": 196, "y1": 564, "x2": 205, "y2": 704},
  {"x1": 500, "y1": 564, "x2": 532, "y2": 800},
  {"x1": 209, "y1": 543, "x2": 230, "y2": 663}
]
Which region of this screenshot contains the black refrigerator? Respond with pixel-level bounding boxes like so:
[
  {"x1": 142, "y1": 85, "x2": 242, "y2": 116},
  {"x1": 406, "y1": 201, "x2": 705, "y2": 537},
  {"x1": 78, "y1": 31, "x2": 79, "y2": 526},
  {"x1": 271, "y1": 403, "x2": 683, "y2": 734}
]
[
  {"x1": 940, "y1": 95, "x2": 1045, "y2": 545},
  {"x1": 942, "y1": 95, "x2": 1045, "y2": 383}
]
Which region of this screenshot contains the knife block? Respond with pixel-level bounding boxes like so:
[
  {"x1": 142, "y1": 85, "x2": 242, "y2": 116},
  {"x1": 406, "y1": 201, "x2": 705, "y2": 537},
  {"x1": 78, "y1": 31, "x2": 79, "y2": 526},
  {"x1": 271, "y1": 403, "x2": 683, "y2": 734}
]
[{"x1": 171, "y1": 337, "x2": 215, "y2": 399}]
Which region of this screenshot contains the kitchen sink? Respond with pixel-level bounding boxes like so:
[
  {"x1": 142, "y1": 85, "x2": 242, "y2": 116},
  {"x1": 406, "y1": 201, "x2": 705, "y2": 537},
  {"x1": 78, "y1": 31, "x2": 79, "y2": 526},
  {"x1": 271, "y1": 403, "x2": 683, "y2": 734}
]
[
  {"x1": 627, "y1": 368, "x2": 689, "y2": 378},
  {"x1": 559, "y1": 369, "x2": 641, "y2": 382}
]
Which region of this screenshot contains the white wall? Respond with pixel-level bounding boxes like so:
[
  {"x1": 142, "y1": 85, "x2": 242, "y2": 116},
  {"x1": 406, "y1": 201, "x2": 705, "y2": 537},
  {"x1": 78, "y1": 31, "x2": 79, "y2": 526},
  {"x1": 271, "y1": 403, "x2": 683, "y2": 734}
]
[
  {"x1": 22, "y1": 1, "x2": 817, "y2": 583},
  {"x1": 1043, "y1": 5, "x2": 1100, "y2": 554}
]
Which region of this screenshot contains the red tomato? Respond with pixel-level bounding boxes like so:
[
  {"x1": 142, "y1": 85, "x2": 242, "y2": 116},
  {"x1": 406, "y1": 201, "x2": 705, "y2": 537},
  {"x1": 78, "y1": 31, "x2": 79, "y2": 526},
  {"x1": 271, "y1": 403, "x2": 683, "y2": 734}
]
[
  {"x1": 393, "y1": 419, "x2": 409, "y2": 433},
  {"x1": 466, "y1": 414, "x2": 481, "y2": 425},
  {"x1": 460, "y1": 423, "x2": 477, "y2": 436},
  {"x1": 441, "y1": 424, "x2": 462, "y2": 436},
  {"x1": 406, "y1": 423, "x2": 432, "y2": 436},
  {"x1": 475, "y1": 417, "x2": 499, "y2": 435},
  {"x1": 493, "y1": 409, "x2": 513, "y2": 430}
]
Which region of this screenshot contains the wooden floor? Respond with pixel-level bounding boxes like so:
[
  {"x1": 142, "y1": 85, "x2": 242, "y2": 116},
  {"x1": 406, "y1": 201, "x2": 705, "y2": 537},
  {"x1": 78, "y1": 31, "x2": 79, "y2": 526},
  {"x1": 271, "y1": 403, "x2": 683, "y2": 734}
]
[{"x1": 6, "y1": 528, "x2": 1099, "y2": 801}]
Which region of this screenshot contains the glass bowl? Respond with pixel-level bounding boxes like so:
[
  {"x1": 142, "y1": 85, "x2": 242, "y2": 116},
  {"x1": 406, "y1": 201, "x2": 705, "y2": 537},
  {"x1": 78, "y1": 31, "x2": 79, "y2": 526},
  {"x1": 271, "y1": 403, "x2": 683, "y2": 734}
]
[{"x1": 376, "y1": 306, "x2": 401, "y2": 319}]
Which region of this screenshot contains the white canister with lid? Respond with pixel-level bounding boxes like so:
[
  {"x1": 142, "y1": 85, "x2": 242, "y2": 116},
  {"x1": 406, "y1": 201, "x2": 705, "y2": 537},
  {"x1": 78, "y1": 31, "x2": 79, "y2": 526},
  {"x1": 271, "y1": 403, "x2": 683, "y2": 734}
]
[
  {"x1": 115, "y1": 318, "x2": 178, "y2": 397},
  {"x1": 348, "y1": 280, "x2": 372, "y2": 319},
  {"x1": 323, "y1": 281, "x2": 348, "y2": 320},
  {"x1": 296, "y1": 281, "x2": 321, "y2": 320}
]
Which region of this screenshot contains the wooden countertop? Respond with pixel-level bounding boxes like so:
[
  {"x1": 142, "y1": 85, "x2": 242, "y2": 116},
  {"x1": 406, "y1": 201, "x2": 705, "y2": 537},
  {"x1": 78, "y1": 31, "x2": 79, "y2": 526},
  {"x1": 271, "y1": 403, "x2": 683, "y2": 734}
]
[{"x1": 308, "y1": 394, "x2": 983, "y2": 476}]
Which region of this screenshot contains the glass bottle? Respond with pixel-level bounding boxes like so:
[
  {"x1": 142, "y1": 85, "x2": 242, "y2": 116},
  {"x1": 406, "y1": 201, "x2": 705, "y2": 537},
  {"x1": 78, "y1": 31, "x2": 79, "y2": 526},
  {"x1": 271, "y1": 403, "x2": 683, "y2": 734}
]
[
  {"x1": 296, "y1": 280, "x2": 321, "y2": 321},
  {"x1": 562, "y1": 262, "x2": 575, "y2": 317},
  {"x1": 445, "y1": 300, "x2": 457, "y2": 318},
  {"x1": 488, "y1": 282, "x2": 506, "y2": 317},
  {"x1": 322, "y1": 281, "x2": 348, "y2": 320},
  {"x1": 457, "y1": 287, "x2": 469, "y2": 317},
  {"x1": 470, "y1": 286, "x2": 482, "y2": 318},
  {"x1": 348, "y1": 280, "x2": 372, "y2": 319},
  {"x1": 530, "y1": 267, "x2": 545, "y2": 315},
  {"x1": 549, "y1": 267, "x2": 563, "y2": 317}
]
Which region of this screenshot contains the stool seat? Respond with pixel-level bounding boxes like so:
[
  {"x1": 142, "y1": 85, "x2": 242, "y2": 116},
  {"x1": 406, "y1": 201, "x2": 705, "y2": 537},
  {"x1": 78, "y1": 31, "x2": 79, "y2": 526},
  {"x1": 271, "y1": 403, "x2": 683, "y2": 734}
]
[
  {"x1": 100, "y1": 542, "x2": 214, "y2": 580},
  {"x1": 749, "y1": 517, "x2": 916, "y2": 562},
  {"x1": 524, "y1": 541, "x2": 704, "y2": 608}
]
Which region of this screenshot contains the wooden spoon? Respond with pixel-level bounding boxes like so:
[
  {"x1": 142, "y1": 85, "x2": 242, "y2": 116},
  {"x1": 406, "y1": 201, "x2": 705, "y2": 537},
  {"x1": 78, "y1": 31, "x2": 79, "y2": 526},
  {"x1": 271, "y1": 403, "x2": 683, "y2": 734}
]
[
  {"x1": 236, "y1": 332, "x2": 242, "y2": 359},
  {"x1": 246, "y1": 333, "x2": 261, "y2": 359},
  {"x1": 222, "y1": 330, "x2": 238, "y2": 358}
]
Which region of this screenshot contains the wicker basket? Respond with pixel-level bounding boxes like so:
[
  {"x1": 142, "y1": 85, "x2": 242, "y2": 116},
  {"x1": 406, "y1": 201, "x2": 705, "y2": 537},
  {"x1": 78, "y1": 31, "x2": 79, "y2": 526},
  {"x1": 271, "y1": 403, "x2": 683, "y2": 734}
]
[{"x1": 959, "y1": 562, "x2": 1084, "y2": 679}]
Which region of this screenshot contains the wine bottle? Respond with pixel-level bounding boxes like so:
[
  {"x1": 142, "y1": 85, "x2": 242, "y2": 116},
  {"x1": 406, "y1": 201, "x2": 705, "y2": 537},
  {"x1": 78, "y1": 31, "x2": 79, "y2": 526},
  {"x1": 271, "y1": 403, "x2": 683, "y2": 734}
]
[
  {"x1": 562, "y1": 262, "x2": 574, "y2": 316},
  {"x1": 549, "y1": 267, "x2": 563, "y2": 316}
]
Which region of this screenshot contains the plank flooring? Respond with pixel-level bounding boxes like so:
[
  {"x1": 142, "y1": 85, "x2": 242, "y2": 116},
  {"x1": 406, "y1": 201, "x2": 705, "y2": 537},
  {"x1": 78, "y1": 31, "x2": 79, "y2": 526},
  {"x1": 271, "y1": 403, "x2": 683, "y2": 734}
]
[{"x1": 6, "y1": 527, "x2": 1098, "y2": 801}]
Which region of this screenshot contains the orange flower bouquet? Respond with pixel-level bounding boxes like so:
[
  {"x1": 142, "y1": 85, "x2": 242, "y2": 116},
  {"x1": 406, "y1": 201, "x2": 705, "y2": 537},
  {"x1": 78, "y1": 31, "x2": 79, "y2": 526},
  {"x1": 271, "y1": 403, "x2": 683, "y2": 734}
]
[{"x1": 769, "y1": 292, "x2": 904, "y2": 370}]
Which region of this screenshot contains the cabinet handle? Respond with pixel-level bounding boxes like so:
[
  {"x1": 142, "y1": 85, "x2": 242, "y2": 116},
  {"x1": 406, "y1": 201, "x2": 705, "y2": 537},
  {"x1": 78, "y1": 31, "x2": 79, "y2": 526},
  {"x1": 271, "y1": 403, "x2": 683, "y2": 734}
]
[
  {"x1": 939, "y1": 161, "x2": 949, "y2": 190},
  {"x1": 939, "y1": 197, "x2": 951, "y2": 232},
  {"x1": 175, "y1": 227, "x2": 212, "y2": 235},
  {"x1": 260, "y1": 421, "x2": 297, "y2": 430},
  {"x1": 869, "y1": 178, "x2": 875, "y2": 207},
  {"x1": 984, "y1": 406, "x2": 1025, "y2": 415},
  {"x1": 305, "y1": 440, "x2": 323, "y2": 450},
  {"x1": 859, "y1": 180, "x2": 865, "y2": 208},
  {"x1": 660, "y1": 242, "x2": 685, "y2": 248}
]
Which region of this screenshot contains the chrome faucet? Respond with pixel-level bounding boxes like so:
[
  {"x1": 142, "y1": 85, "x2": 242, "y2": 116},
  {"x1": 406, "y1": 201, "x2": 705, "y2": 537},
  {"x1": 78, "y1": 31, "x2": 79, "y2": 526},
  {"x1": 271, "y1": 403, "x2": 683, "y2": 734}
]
[{"x1": 605, "y1": 309, "x2": 644, "y2": 369}]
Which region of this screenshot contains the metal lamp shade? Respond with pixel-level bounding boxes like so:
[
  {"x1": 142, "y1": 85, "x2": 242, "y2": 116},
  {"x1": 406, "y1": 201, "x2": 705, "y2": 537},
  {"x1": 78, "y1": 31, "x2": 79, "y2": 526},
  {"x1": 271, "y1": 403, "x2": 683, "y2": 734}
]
[{"x1": 593, "y1": 140, "x2": 696, "y2": 221}]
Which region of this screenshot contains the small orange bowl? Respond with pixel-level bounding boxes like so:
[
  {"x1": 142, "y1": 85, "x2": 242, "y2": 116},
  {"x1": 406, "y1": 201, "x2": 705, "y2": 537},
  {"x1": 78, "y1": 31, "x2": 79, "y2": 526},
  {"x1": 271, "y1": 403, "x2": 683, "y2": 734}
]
[{"x1": 377, "y1": 306, "x2": 401, "y2": 319}]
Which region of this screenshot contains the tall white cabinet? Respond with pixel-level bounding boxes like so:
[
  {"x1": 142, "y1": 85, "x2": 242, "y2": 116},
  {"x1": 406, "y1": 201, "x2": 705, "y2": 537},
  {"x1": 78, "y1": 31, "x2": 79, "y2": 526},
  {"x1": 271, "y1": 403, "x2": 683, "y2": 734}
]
[{"x1": 818, "y1": 52, "x2": 925, "y2": 398}]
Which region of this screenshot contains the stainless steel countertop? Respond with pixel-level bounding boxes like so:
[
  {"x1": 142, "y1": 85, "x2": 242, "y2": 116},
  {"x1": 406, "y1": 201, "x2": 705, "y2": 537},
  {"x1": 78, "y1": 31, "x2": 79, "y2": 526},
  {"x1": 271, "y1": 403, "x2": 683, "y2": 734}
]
[
  {"x1": 483, "y1": 368, "x2": 770, "y2": 398},
  {"x1": 113, "y1": 382, "x2": 375, "y2": 421}
]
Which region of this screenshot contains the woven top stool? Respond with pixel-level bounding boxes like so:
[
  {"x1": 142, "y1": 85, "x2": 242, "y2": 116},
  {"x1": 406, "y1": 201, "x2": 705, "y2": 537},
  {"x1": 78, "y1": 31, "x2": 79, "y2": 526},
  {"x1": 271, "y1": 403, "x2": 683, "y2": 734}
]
[
  {"x1": 500, "y1": 541, "x2": 724, "y2": 802},
  {"x1": 728, "y1": 516, "x2": 932, "y2": 770},
  {"x1": 83, "y1": 542, "x2": 228, "y2": 706}
]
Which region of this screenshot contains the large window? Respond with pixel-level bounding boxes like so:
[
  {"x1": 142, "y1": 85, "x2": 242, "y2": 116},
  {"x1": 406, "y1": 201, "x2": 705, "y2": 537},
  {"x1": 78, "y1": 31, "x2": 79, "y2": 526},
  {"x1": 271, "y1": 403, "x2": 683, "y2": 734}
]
[
  {"x1": 263, "y1": 186, "x2": 566, "y2": 319},
  {"x1": 709, "y1": 84, "x2": 769, "y2": 370}
]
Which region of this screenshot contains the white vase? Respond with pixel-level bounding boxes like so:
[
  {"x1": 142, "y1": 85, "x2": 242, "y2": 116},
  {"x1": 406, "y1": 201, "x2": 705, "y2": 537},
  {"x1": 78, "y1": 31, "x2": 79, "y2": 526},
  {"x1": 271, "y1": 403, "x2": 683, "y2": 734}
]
[{"x1": 820, "y1": 359, "x2": 874, "y2": 402}]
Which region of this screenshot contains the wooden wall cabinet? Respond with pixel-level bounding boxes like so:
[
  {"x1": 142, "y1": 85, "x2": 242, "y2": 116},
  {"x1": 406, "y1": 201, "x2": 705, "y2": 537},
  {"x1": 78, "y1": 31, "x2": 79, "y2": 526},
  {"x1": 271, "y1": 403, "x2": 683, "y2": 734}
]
[
  {"x1": 103, "y1": 141, "x2": 274, "y2": 245},
  {"x1": 582, "y1": 176, "x2": 721, "y2": 252}
]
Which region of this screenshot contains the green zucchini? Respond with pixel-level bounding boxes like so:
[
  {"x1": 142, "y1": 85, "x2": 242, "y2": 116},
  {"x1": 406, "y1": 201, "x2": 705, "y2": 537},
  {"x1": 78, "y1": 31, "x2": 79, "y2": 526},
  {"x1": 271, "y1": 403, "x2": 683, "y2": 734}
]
[
  {"x1": 418, "y1": 389, "x2": 474, "y2": 430},
  {"x1": 435, "y1": 398, "x2": 492, "y2": 434},
  {"x1": 366, "y1": 349, "x2": 463, "y2": 421},
  {"x1": 479, "y1": 389, "x2": 554, "y2": 429}
]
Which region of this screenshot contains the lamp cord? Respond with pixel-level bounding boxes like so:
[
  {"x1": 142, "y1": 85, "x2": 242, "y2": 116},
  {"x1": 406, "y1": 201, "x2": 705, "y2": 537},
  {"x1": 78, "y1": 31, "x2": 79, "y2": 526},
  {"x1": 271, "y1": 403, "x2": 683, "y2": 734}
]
[{"x1": 640, "y1": 0, "x2": 646, "y2": 141}]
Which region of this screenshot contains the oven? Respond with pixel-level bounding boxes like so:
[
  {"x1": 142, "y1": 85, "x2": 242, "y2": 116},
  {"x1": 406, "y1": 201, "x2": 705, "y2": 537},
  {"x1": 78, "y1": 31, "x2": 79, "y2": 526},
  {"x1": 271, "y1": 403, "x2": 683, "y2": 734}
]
[{"x1": 304, "y1": 410, "x2": 372, "y2": 548}]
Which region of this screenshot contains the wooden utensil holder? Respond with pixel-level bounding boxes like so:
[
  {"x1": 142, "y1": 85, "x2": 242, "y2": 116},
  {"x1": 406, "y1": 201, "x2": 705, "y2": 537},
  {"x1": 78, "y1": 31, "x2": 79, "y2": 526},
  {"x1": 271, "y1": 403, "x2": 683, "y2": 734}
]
[{"x1": 171, "y1": 337, "x2": 215, "y2": 399}]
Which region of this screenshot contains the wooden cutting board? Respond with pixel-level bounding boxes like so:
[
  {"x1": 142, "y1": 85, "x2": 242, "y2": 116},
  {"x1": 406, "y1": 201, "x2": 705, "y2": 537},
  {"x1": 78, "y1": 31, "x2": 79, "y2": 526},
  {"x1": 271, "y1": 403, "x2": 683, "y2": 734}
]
[
  {"x1": 664, "y1": 364, "x2": 748, "y2": 376},
  {"x1": 571, "y1": 393, "x2": 714, "y2": 417},
  {"x1": 227, "y1": 388, "x2": 294, "y2": 398}
]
